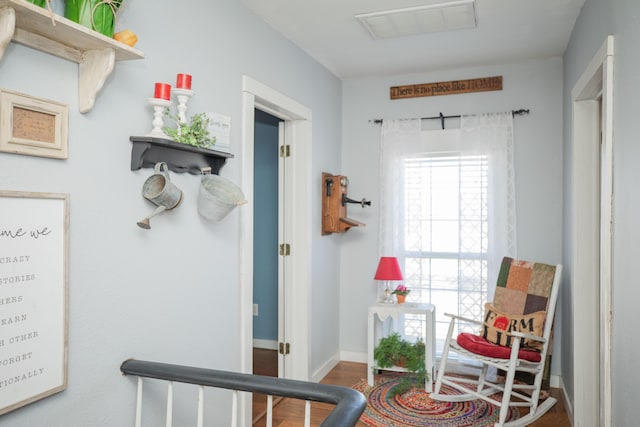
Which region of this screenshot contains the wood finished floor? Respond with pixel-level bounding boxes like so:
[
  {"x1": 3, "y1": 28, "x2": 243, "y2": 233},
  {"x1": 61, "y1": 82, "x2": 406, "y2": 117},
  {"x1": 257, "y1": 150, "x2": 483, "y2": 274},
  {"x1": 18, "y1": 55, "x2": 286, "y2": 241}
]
[
  {"x1": 252, "y1": 348, "x2": 283, "y2": 424},
  {"x1": 253, "y1": 349, "x2": 571, "y2": 427}
]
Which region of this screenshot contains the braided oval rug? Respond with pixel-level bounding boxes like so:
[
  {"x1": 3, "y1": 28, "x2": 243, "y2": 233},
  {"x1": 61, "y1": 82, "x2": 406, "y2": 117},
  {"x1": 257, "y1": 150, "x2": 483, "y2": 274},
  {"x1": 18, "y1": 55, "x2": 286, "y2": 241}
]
[{"x1": 352, "y1": 374, "x2": 520, "y2": 427}]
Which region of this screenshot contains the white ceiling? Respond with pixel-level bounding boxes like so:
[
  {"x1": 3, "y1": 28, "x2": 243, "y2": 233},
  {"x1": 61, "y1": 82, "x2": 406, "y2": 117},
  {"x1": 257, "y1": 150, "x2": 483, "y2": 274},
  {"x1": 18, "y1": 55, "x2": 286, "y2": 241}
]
[{"x1": 240, "y1": 0, "x2": 585, "y2": 79}]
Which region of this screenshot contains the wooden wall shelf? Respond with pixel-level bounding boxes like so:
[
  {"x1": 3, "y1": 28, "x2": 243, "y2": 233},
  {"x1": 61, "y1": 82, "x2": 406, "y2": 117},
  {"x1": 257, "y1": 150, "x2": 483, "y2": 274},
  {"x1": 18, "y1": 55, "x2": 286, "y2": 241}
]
[
  {"x1": 130, "y1": 136, "x2": 233, "y2": 175},
  {"x1": 0, "y1": 0, "x2": 144, "y2": 113}
]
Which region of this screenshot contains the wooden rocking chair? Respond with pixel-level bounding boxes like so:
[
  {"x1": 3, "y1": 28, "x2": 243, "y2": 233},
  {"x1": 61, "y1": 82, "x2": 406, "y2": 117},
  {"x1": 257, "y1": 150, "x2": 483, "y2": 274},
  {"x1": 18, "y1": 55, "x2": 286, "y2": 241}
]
[{"x1": 430, "y1": 257, "x2": 562, "y2": 427}]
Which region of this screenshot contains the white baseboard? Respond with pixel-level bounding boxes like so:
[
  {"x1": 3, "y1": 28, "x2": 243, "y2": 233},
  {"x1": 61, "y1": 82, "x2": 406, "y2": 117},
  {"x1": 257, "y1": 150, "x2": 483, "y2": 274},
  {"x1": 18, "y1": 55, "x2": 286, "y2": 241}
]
[
  {"x1": 312, "y1": 353, "x2": 340, "y2": 383},
  {"x1": 550, "y1": 374, "x2": 560, "y2": 388},
  {"x1": 253, "y1": 339, "x2": 278, "y2": 350},
  {"x1": 559, "y1": 375, "x2": 574, "y2": 426},
  {"x1": 339, "y1": 351, "x2": 367, "y2": 364}
]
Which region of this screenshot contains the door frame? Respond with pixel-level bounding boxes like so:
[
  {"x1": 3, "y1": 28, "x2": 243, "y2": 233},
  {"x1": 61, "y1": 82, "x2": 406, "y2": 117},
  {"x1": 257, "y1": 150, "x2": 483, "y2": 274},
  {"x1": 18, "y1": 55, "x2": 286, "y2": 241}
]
[
  {"x1": 571, "y1": 35, "x2": 613, "y2": 427},
  {"x1": 239, "y1": 76, "x2": 312, "y2": 425}
]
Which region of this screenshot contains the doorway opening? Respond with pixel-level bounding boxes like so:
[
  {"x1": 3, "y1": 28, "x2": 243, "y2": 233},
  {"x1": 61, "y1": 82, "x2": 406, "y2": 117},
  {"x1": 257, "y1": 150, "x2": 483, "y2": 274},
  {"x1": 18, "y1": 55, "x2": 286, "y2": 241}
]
[
  {"x1": 252, "y1": 109, "x2": 283, "y2": 424},
  {"x1": 240, "y1": 76, "x2": 313, "y2": 426}
]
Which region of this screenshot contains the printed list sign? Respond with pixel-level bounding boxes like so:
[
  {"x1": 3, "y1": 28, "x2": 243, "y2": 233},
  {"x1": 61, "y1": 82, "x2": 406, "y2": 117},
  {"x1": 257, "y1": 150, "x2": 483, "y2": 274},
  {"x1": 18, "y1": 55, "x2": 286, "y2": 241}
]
[
  {"x1": 390, "y1": 76, "x2": 503, "y2": 100},
  {"x1": 0, "y1": 191, "x2": 69, "y2": 415}
]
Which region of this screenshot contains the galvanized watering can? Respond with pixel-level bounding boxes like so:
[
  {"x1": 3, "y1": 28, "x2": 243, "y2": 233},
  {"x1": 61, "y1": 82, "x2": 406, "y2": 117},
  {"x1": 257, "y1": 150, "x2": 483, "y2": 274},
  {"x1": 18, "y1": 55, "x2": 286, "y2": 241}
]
[{"x1": 137, "y1": 162, "x2": 182, "y2": 229}]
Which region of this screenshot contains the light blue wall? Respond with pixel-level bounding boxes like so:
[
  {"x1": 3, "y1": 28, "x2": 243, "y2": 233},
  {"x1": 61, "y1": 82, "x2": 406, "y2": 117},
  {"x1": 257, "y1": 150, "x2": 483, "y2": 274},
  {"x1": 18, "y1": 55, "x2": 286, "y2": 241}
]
[
  {"x1": 10, "y1": 0, "x2": 635, "y2": 424},
  {"x1": 340, "y1": 59, "x2": 564, "y2": 373},
  {"x1": 253, "y1": 110, "x2": 280, "y2": 342},
  {"x1": 0, "y1": 1, "x2": 341, "y2": 425},
  {"x1": 563, "y1": 0, "x2": 640, "y2": 424}
]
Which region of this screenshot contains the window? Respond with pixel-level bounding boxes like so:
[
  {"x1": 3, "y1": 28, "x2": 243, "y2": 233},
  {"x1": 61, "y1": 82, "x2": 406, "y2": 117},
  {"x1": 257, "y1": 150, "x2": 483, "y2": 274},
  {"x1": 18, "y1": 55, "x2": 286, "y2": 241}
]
[
  {"x1": 379, "y1": 114, "x2": 516, "y2": 356},
  {"x1": 403, "y1": 154, "x2": 489, "y2": 350}
]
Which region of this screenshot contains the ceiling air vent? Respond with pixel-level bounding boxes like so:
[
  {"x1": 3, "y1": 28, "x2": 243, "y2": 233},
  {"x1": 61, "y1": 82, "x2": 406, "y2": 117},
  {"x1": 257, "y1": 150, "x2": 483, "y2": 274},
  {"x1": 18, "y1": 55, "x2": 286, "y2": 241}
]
[{"x1": 355, "y1": 0, "x2": 477, "y2": 40}]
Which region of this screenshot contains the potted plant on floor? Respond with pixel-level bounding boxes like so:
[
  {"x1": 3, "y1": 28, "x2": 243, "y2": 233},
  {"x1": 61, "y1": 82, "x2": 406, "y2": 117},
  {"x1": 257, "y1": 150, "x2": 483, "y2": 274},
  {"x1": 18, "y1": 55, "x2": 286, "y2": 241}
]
[{"x1": 373, "y1": 332, "x2": 427, "y2": 395}]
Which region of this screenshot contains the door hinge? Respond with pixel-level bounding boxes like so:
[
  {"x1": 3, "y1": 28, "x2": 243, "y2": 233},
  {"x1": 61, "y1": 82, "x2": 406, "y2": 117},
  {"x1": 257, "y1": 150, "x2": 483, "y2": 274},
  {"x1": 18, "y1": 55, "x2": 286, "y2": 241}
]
[
  {"x1": 279, "y1": 243, "x2": 291, "y2": 256},
  {"x1": 280, "y1": 145, "x2": 290, "y2": 158},
  {"x1": 278, "y1": 342, "x2": 290, "y2": 355}
]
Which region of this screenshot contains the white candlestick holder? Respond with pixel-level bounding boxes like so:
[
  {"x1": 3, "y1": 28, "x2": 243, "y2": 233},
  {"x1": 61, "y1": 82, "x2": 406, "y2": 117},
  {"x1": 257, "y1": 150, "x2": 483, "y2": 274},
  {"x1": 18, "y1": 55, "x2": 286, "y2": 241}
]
[
  {"x1": 146, "y1": 98, "x2": 172, "y2": 138},
  {"x1": 173, "y1": 88, "x2": 195, "y2": 124}
]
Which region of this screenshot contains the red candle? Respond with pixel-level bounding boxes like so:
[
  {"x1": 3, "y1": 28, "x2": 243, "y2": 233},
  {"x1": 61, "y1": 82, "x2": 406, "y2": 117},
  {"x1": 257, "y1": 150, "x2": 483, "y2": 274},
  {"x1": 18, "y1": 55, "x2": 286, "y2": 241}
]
[
  {"x1": 176, "y1": 73, "x2": 192, "y2": 90},
  {"x1": 154, "y1": 83, "x2": 171, "y2": 100}
]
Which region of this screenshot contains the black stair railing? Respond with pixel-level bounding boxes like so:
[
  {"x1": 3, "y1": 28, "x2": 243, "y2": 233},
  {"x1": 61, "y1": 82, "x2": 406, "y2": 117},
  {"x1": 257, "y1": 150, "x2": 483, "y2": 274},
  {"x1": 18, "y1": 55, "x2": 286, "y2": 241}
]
[{"x1": 120, "y1": 359, "x2": 366, "y2": 427}]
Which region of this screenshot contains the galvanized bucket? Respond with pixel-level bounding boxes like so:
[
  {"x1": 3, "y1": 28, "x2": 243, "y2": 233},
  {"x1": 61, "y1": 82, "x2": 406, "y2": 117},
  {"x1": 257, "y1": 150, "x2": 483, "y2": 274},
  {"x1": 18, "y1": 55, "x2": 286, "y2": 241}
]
[{"x1": 198, "y1": 173, "x2": 246, "y2": 222}]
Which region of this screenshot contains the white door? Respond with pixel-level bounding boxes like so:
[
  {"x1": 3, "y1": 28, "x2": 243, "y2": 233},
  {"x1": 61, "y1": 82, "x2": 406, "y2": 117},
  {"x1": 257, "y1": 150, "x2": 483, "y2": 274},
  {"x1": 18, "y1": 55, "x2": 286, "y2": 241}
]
[{"x1": 277, "y1": 120, "x2": 288, "y2": 376}]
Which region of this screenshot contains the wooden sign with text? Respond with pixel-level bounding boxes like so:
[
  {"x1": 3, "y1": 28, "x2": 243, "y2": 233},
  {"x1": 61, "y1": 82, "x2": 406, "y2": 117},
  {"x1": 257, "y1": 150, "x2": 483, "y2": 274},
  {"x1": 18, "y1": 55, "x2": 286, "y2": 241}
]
[
  {"x1": 0, "y1": 191, "x2": 69, "y2": 416},
  {"x1": 390, "y1": 76, "x2": 502, "y2": 100}
]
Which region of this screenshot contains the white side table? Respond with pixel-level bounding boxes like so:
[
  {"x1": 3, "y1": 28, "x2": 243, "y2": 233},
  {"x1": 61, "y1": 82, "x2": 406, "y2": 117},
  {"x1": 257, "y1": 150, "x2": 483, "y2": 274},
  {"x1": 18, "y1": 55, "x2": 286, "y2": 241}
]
[{"x1": 367, "y1": 302, "x2": 436, "y2": 392}]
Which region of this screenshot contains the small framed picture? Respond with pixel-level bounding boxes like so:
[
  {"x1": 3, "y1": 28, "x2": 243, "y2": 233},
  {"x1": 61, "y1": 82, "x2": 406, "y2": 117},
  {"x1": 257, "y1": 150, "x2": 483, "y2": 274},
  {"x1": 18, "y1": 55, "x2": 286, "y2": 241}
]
[{"x1": 0, "y1": 89, "x2": 69, "y2": 159}]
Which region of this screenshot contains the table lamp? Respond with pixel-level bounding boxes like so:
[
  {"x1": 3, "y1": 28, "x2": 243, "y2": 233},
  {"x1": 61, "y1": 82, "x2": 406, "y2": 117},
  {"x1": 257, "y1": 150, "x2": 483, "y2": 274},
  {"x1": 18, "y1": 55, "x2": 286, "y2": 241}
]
[{"x1": 374, "y1": 256, "x2": 403, "y2": 303}]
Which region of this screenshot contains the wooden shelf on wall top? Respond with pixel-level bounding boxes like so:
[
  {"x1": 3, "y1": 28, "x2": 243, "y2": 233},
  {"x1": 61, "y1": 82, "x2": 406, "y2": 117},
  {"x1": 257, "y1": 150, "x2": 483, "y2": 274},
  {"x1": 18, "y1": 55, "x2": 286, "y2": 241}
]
[{"x1": 0, "y1": 0, "x2": 144, "y2": 113}]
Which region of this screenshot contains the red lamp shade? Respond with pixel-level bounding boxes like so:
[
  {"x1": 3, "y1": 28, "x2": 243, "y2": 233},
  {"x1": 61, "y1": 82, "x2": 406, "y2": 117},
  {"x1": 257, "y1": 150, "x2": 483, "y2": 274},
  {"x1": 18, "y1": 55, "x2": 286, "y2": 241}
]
[{"x1": 374, "y1": 257, "x2": 403, "y2": 281}]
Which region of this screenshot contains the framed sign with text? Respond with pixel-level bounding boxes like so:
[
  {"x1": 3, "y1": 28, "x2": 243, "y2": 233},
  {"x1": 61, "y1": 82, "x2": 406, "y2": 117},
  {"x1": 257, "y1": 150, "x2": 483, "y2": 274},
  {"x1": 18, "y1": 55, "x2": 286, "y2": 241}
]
[
  {"x1": 0, "y1": 89, "x2": 69, "y2": 159},
  {"x1": 390, "y1": 76, "x2": 503, "y2": 100},
  {"x1": 0, "y1": 191, "x2": 69, "y2": 415}
]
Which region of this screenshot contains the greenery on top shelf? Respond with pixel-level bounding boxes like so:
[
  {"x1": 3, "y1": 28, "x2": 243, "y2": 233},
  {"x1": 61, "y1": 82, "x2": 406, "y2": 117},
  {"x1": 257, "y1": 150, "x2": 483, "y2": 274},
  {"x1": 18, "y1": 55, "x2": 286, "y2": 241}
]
[
  {"x1": 373, "y1": 332, "x2": 427, "y2": 396},
  {"x1": 163, "y1": 111, "x2": 216, "y2": 149}
]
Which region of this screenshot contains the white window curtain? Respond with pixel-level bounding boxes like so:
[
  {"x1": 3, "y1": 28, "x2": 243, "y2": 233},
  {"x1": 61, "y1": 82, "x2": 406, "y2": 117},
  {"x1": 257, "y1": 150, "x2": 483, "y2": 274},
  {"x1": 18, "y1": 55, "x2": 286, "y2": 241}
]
[{"x1": 378, "y1": 113, "x2": 516, "y2": 351}]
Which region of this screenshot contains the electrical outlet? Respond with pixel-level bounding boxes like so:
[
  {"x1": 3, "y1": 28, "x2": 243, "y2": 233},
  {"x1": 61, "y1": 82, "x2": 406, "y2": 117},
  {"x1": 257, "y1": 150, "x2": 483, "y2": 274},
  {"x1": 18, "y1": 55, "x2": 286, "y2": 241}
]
[{"x1": 253, "y1": 304, "x2": 259, "y2": 316}]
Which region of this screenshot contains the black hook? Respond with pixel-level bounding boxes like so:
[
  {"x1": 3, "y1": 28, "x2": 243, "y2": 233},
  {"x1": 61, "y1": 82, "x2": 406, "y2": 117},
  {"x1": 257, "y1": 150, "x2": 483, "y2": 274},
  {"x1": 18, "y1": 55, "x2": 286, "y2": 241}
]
[{"x1": 440, "y1": 112, "x2": 445, "y2": 130}]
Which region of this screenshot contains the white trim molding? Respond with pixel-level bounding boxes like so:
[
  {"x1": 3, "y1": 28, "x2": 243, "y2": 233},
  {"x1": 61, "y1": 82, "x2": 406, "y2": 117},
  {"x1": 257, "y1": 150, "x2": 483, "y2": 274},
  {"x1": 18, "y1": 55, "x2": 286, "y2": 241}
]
[{"x1": 571, "y1": 35, "x2": 614, "y2": 427}]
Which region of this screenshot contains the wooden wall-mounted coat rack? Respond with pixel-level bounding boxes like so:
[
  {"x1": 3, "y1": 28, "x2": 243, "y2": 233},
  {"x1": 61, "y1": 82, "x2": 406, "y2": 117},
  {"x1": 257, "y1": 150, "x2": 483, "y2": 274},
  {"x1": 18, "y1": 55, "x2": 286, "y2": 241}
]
[{"x1": 322, "y1": 172, "x2": 370, "y2": 235}]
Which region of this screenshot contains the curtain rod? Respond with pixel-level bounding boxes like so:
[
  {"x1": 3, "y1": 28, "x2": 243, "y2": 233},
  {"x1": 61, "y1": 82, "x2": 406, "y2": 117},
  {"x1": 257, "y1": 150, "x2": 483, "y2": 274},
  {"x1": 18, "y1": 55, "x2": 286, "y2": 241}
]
[{"x1": 370, "y1": 108, "x2": 530, "y2": 129}]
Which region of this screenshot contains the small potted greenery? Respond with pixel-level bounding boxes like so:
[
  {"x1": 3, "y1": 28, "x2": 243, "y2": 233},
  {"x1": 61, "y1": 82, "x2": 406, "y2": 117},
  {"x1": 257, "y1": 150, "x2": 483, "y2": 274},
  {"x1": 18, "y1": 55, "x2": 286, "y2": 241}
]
[
  {"x1": 373, "y1": 332, "x2": 427, "y2": 395},
  {"x1": 392, "y1": 284, "x2": 410, "y2": 303},
  {"x1": 163, "y1": 112, "x2": 216, "y2": 149},
  {"x1": 65, "y1": 0, "x2": 124, "y2": 37},
  {"x1": 26, "y1": 0, "x2": 47, "y2": 7}
]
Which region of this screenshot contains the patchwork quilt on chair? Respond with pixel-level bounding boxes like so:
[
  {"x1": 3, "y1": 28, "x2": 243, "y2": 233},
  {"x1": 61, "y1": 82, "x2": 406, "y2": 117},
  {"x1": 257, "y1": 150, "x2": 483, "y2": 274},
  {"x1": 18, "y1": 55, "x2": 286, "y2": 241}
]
[
  {"x1": 493, "y1": 257, "x2": 557, "y2": 314},
  {"x1": 483, "y1": 257, "x2": 557, "y2": 388},
  {"x1": 481, "y1": 258, "x2": 556, "y2": 349}
]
